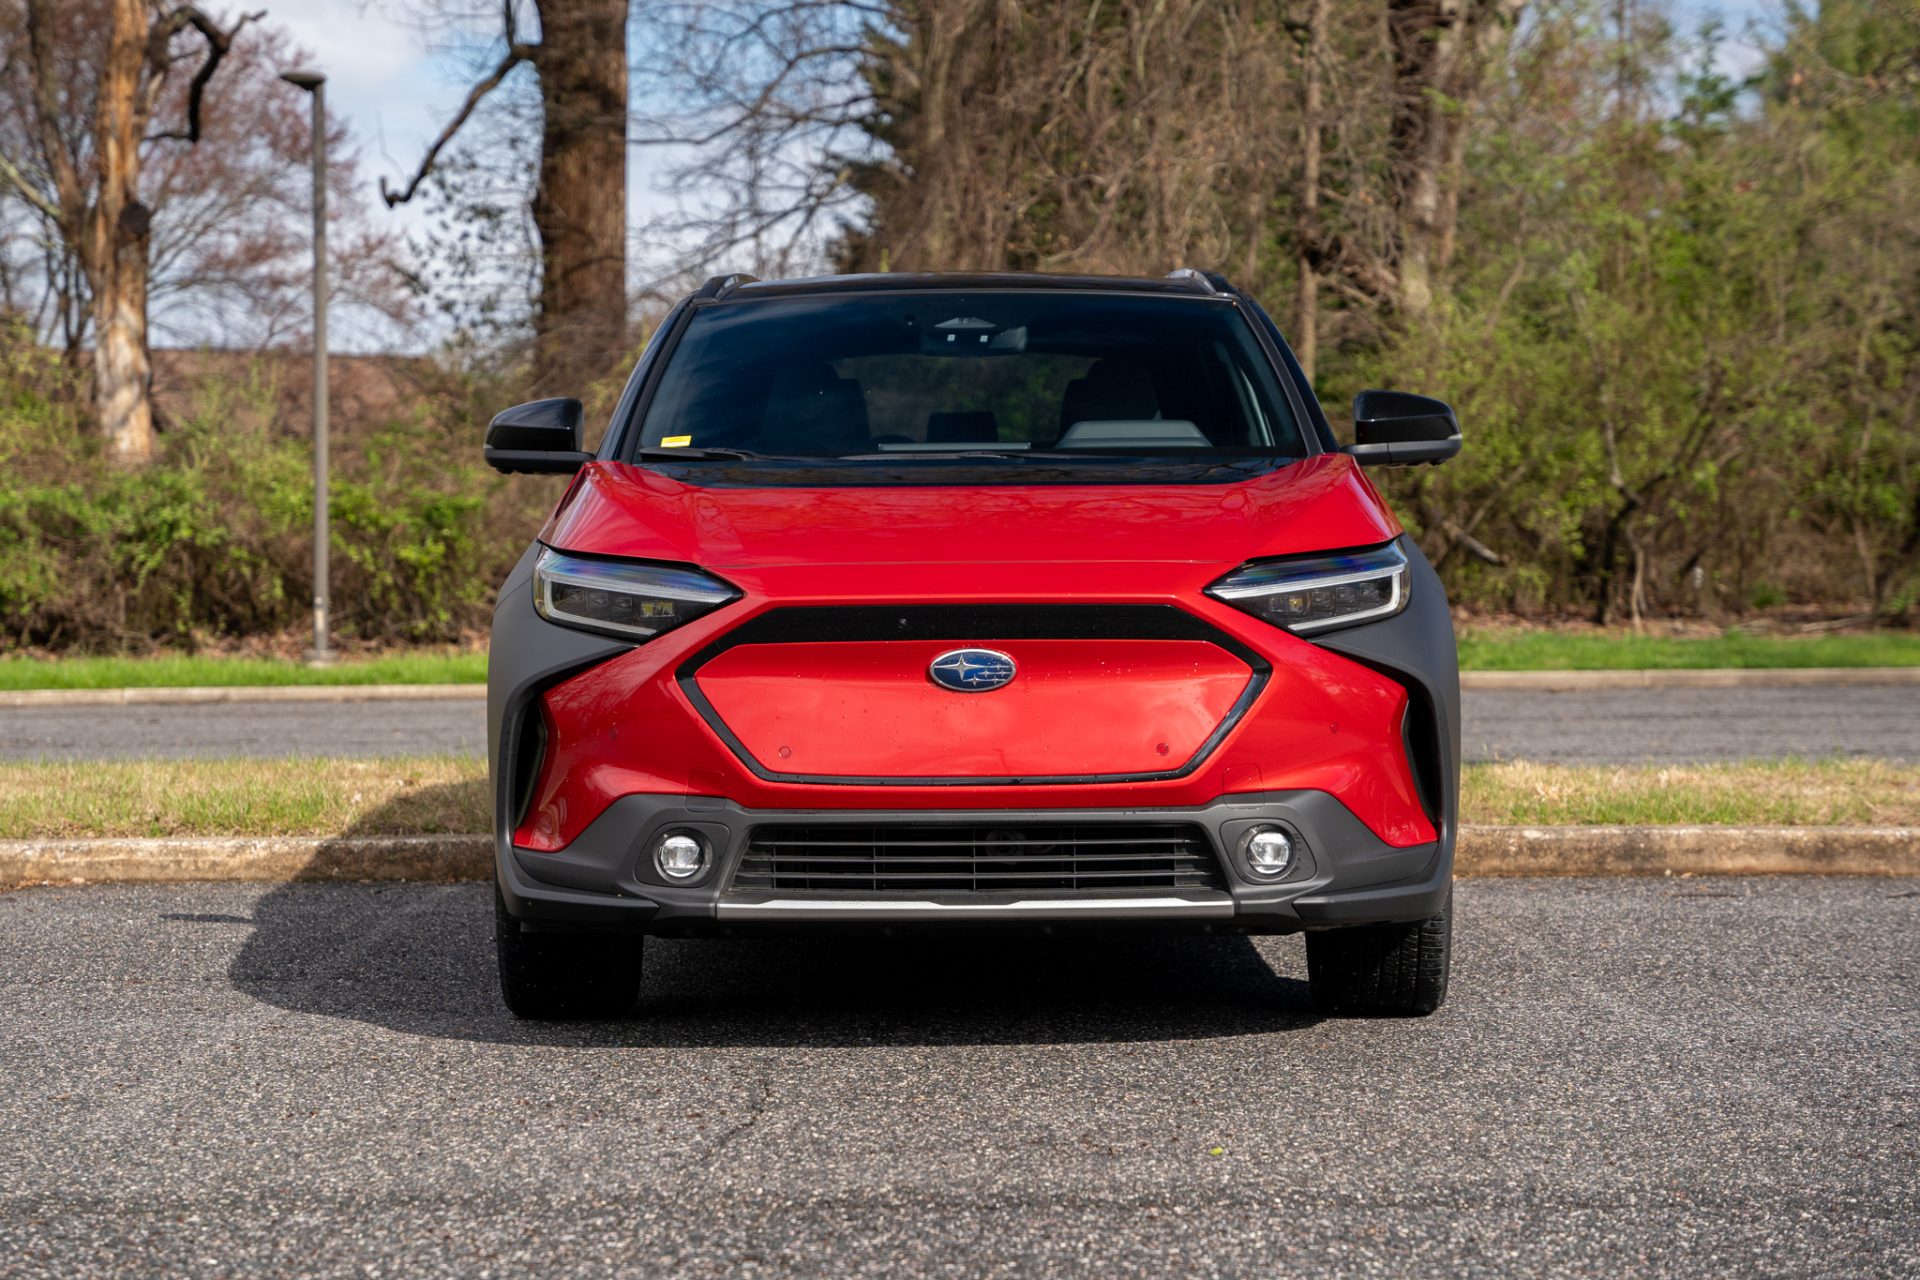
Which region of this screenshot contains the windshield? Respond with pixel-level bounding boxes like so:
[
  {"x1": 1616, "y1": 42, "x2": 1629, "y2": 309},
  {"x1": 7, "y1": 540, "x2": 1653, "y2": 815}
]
[{"x1": 631, "y1": 292, "x2": 1305, "y2": 462}]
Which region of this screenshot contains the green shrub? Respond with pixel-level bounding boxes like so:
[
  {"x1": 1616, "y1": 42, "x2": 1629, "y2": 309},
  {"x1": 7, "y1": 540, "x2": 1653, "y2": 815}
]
[{"x1": 0, "y1": 339, "x2": 553, "y2": 651}]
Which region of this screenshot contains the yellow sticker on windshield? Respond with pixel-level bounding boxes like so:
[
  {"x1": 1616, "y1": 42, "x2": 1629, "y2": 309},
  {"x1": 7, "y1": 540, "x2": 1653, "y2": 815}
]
[{"x1": 661, "y1": 435, "x2": 692, "y2": 448}]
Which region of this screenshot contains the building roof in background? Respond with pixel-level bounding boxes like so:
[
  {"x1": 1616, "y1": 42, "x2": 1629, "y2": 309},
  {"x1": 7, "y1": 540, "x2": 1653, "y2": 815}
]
[{"x1": 148, "y1": 348, "x2": 438, "y2": 440}]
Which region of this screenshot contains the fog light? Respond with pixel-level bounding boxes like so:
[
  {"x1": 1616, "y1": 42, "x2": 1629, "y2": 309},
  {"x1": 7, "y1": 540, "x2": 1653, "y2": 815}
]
[
  {"x1": 651, "y1": 830, "x2": 709, "y2": 881},
  {"x1": 1240, "y1": 826, "x2": 1295, "y2": 879}
]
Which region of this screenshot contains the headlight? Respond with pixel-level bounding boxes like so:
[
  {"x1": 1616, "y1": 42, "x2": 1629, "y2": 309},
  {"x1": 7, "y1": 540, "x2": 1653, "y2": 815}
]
[
  {"x1": 1206, "y1": 541, "x2": 1409, "y2": 635},
  {"x1": 532, "y1": 547, "x2": 738, "y2": 641}
]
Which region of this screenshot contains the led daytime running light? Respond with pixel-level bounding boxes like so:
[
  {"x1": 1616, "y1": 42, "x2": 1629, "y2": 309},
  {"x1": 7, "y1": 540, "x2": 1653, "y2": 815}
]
[
  {"x1": 533, "y1": 547, "x2": 737, "y2": 641},
  {"x1": 1207, "y1": 542, "x2": 1410, "y2": 636}
]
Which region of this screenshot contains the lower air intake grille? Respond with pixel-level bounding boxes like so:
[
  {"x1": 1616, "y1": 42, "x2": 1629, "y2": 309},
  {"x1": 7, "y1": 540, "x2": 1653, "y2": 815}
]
[{"x1": 733, "y1": 823, "x2": 1223, "y2": 894}]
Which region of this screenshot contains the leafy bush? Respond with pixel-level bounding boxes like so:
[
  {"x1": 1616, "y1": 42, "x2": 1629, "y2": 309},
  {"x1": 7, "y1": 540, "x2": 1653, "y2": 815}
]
[
  {"x1": 1331, "y1": 4, "x2": 1920, "y2": 625},
  {"x1": 0, "y1": 330, "x2": 553, "y2": 650}
]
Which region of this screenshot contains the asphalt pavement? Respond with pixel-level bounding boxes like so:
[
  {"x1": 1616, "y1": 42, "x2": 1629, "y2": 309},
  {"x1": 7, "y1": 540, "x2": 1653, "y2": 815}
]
[
  {"x1": 1461, "y1": 684, "x2": 1920, "y2": 764},
  {"x1": 0, "y1": 877, "x2": 1913, "y2": 1276},
  {"x1": 0, "y1": 699, "x2": 488, "y2": 762},
  {"x1": 2, "y1": 684, "x2": 1917, "y2": 763}
]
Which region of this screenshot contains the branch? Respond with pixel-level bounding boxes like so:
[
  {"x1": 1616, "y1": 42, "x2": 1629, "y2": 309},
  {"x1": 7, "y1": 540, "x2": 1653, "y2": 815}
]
[
  {"x1": 379, "y1": 43, "x2": 534, "y2": 207},
  {"x1": 22, "y1": 0, "x2": 82, "y2": 225},
  {"x1": 0, "y1": 151, "x2": 65, "y2": 224},
  {"x1": 1442, "y1": 518, "x2": 1507, "y2": 566},
  {"x1": 148, "y1": 7, "x2": 265, "y2": 144}
]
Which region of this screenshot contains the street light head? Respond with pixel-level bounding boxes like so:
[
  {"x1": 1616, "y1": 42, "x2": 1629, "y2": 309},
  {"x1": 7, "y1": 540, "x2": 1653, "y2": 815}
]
[{"x1": 279, "y1": 69, "x2": 326, "y2": 92}]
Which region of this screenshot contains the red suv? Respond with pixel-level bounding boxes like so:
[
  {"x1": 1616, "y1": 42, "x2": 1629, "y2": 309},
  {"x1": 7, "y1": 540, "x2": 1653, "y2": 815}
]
[{"x1": 484, "y1": 271, "x2": 1463, "y2": 1019}]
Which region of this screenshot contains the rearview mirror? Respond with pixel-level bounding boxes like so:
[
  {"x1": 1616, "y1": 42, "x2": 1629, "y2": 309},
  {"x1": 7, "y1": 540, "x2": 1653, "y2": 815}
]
[
  {"x1": 918, "y1": 315, "x2": 1028, "y2": 356},
  {"x1": 1344, "y1": 390, "x2": 1461, "y2": 466},
  {"x1": 484, "y1": 397, "x2": 594, "y2": 475}
]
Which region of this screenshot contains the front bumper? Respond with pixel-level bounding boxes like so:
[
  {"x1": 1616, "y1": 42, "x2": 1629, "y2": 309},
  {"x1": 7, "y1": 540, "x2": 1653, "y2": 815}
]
[
  {"x1": 496, "y1": 790, "x2": 1452, "y2": 935},
  {"x1": 488, "y1": 534, "x2": 1462, "y2": 936}
]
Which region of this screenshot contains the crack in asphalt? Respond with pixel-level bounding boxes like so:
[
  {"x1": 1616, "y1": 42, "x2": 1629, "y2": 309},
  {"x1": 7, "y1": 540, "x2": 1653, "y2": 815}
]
[{"x1": 672, "y1": 1077, "x2": 773, "y2": 1177}]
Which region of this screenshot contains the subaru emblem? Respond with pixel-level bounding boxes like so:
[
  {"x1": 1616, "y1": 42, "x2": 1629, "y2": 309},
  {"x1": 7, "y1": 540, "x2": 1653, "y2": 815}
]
[{"x1": 928, "y1": 648, "x2": 1017, "y2": 693}]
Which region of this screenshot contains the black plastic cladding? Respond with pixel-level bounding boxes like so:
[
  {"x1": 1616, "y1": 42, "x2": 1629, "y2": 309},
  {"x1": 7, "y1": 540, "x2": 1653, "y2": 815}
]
[
  {"x1": 487, "y1": 544, "x2": 634, "y2": 857},
  {"x1": 673, "y1": 605, "x2": 1272, "y2": 787},
  {"x1": 510, "y1": 709, "x2": 547, "y2": 829},
  {"x1": 505, "y1": 789, "x2": 1448, "y2": 934},
  {"x1": 722, "y1": 270, "x2": 1224, "y2": 300},
  {"x1": 1314, "y1": 536, "x2": 1461, "y2": 842}
]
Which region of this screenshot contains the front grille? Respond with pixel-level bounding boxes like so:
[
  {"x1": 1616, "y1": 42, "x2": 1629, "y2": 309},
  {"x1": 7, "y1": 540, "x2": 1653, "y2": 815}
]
[{"x1": 732, "y1": 822, "x2": 1224, "y2": 894}]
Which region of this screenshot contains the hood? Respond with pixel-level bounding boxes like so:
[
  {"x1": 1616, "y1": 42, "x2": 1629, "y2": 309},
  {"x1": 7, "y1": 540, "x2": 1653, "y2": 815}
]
[{"x1": 539, "y1": 453, "x2": 1400, "y2": 569}]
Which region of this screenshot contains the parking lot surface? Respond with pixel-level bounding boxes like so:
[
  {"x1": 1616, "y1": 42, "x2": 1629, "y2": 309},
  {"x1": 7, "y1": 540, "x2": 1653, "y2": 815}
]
[
  {"x1": 1461, "y1": 684, "x2": 1920, "y2": 765},
  {"x1": 0, "y1": 877, "x2": 1913, "y2": 1277},
  {"x1": 0, "y1": 698, "x2": 487, "y2": 762}
]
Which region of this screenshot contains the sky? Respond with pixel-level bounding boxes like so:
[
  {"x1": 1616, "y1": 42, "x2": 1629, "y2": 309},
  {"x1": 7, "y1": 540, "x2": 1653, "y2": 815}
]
[
  {"x1": 270, "y1": 1, "x2": 707, "y2": 350},
  {"x1": 274, "y1": 2, "x2": 681, "y2": 262},
  {"x1": 273, "y1": 3, "x2": 512, "y2": 257},
  {"x1": 273, "y1": 4, "x2": 442, "y2": 181}
]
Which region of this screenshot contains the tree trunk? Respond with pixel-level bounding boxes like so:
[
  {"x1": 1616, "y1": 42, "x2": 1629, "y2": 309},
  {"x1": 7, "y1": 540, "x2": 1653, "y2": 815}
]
[
  {"x1": 1385, "y1": 0, "x2": 1469, "y2": 318},
  {"x1": 531, "y1": 0, "x2": 630, "y2": 394},
  {"x1": 89, "y1": 0, "x2": 156, "y2": 463},
  {"x1": 89, "y1": 235, "x2": 154, "y2": 464},
  {"x1": 1384, "y1": 0, "x2": 1524, "y2": 320},
  {"x1": 1294, "y1": 0, "x2": 1328, "y2": 381}
]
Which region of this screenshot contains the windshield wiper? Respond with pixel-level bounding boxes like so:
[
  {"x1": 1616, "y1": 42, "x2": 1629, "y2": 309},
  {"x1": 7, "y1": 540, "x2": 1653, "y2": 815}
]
[
  {"x1": 834, "y1": 449, "x2": 1033, "y2": 461},
  {"x1": 1018, "y1": 449, "x2": 1301, "y2": 461},
  {"x1": 631, "y1": 445, "x2": 766, "y2": 461}
]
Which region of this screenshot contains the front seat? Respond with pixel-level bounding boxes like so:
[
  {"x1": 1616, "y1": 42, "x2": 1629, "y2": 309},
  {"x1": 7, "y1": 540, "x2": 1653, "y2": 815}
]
[
  {"x1": 1059, "y1": 359, "x2": 1160, "y2": 434},
  {"x1": 764, "y1": 362, "x2": 870, "y2": 455},
  {"x1": 926, "y1": 411, "x2": 998, "y2": 443}
]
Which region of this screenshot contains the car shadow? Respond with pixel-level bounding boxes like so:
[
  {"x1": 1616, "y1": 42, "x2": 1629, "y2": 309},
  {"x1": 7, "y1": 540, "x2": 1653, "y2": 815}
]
[{"x1": 229, "y1": 782, "x2": 1323, "y2": 1047}]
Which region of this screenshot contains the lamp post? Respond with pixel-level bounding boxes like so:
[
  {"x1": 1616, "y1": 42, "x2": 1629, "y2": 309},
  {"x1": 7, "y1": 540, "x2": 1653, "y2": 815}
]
[{"x1": 280, "y1": 68, "x2": 332, "y2": 666}]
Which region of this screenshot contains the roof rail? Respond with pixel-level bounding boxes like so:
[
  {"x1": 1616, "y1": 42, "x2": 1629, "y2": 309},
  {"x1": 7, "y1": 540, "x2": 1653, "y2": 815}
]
[
  {"x1": 694, "y1": 273, "x2": 759, "y2": 300},
  {"x1": 1166, "y1": 268, "x2": 1226, "y2": 295}
]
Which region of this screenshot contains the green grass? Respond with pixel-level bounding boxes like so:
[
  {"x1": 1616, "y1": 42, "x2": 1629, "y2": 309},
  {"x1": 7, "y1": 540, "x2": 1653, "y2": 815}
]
[
  {"x1": 1457, "y1": 629, "x2": 1920, "y2": 671},
  {"x1": 0, "y1": 757, "x2": 1911, "y2": 839},
  {"x1": 0, "y1": 756, "x2": 488, "y2": 838},
  {"x1": 0, "y1": 650, "x2": 487, "y2": 691},
  {"x1": 1462, "y1": 759, "x2": 1919, "y2": 827}
]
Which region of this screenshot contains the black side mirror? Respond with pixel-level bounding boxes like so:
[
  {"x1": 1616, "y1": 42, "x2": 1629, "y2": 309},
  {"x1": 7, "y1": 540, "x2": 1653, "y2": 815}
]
[
  {"x1": 1344, "y1": 390, "x2": 1462, "y2": 466},
  {"x1": 484, "y1": 397, "x2": 595, "y2": 475}
]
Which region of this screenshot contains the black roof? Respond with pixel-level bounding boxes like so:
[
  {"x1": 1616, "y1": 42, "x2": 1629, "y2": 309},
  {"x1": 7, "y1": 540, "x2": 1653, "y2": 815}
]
[{"x1": 693, "y1": 269, "x2": 1234, "y2": 302}]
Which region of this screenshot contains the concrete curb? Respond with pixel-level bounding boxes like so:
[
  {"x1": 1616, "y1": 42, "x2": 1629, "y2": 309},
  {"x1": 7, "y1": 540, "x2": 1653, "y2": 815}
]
[
  {"x1": 4, "y1": 826, "x2": 1915, "y2": 888},
  {"x1": 1457, "y1": 825, "x2": 1920, "y2": 876},
  {"x1": 0, "y1": 835, "x2": 491, "y2": 885},
  {"x1": 0, "y1": 684, "x2": 486, "y2": 708},
  {"x1": 1459, "y1": 666, "x2": 1920, "y2": 691},
  {"x1": 3, "y1": 667, "x2": 1917, "y2": 707}
]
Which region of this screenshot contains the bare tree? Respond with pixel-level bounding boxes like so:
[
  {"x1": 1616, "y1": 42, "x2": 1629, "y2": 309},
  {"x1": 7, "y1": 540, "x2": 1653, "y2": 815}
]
[
  {"x1": 642, "y1": 0, "x2": 1526, "y2": 357},
  {"x1": 382, "y1": 0, "x2": 629, "y2": 393},
  {"x1": 630, "y1": 0, "x2": 878, "y2": 283},
  {"x1": 827, "y1": 1, "x2": 1296, "y2": 278},
  {"x1": 0, "y1": 0, "x2": 258, "y2": 462}
]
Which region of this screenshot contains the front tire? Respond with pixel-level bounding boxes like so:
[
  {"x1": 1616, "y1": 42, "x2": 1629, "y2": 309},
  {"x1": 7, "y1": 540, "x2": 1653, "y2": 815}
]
[
  {"x1": 495, "y1": 882, "x2": 645, "y2": 1019},
  {"x1": 1305, "y1": 891, "x2": 1451, "y2": 1017}
]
